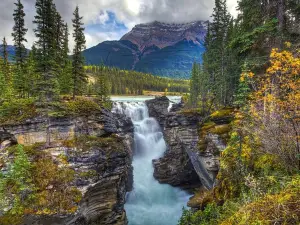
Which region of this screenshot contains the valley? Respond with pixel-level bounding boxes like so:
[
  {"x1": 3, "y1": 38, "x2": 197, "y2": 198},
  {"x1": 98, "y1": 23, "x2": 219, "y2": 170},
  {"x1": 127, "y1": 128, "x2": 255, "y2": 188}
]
[{"x1": 0, "y1": 0, "x2": 299, "y2": 225}]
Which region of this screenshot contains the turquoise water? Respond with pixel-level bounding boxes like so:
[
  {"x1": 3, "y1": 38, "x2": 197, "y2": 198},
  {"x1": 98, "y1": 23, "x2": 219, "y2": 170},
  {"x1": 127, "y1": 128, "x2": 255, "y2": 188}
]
[{"x1": 112, "y1": 99, "x2": 190, "y2": 225}]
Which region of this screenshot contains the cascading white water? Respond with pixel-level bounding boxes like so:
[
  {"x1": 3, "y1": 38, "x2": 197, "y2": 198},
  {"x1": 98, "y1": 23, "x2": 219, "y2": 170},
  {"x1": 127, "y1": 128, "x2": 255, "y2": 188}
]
[{"x1": 112, "y1": 98, "x2": 190, "y2": 225}]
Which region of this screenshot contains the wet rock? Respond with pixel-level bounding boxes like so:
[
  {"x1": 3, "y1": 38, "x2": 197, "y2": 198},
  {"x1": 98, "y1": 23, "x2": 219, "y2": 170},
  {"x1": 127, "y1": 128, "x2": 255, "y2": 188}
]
[
  {"x1": 153, "y1": 111, "x2": 203, "y2": 188},
  {"x1": 146, "y1": 96, "x2": 170, "y2": 127}
]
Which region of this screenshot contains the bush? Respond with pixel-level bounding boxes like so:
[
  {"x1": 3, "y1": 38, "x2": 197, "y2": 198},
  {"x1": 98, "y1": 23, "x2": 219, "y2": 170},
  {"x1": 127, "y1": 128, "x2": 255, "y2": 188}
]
[
  {"x1": 48, "y1": 97, "x2": 102, "y2": 118},
  {"x1": 222, "y1": 176, "x2": 300, "y2": 225},
  {"x1": 65, "y1": 97, "x2": 101, "y2": 116},
  {"x1": 0, "y1": 144, "x2": 82, "y2": 224},
  {"x1": 0, "y1": 98, "x2": 38, "y2": 125}
]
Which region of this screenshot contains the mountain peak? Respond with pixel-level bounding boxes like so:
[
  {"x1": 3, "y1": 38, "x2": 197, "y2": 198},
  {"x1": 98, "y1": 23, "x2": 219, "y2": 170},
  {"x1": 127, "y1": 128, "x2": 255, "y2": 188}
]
[{"x1": 121, "y1": 20, "x2": 207, "y2": 51}]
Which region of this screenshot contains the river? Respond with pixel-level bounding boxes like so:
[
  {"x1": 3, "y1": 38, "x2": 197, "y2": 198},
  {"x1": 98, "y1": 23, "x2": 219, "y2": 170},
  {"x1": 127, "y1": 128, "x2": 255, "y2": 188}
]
[{"x1": 112, "y1": 96, "x2": 190, "y2": 225}]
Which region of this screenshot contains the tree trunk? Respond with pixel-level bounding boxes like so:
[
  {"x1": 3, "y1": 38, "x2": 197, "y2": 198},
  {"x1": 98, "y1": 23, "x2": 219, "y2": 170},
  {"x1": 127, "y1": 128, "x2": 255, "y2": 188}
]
[{"x1": 277, "y1": 0, "x2": 285, "y2": 47}]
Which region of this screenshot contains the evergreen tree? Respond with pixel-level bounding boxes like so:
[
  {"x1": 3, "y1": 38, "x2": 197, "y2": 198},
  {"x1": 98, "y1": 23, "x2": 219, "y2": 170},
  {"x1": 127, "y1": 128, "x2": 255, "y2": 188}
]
[
  {"x1": 95, "y1": 66, "x2": 110, "y2": 102},
  {"x1": 12, "y1": 0, "x2": 28, "y2": 97},
  {"x1": 189, "y1": 62, "x2": 200, "y2": 107},
  {"x1": 203, "y1": 0, "x2": 236, "y2": 107},
  {"x1": 24, "y1": 45, "x2": 38, "y2": 97},
  {"x1": 33, "y1": 0, "x2": 59, "y2": 102},
  {"x1": 0, "y1": 58, "x2": 5, "y2": 99},
  {"x1": 1, "y1": 37, "x2": 9, "y2": 80},
  {"x1": 72, "y1": 6, "x2": 86, "y2": 99},
  {"x1": 58, "y1": 23, "x2": 72, "y2": 94},
  {"x1": 12, "y1": 0, "x2": 28, "y2": 66},
  {"x1": 1, "y1": 37, "x2": 13, "y2": 98}
]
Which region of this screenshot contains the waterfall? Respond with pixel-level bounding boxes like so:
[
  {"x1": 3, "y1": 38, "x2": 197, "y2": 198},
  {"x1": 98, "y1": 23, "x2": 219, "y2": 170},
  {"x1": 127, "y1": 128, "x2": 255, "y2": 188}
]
[{"x1": 112, "y1": 99, "x2": 190, "y2": 225}]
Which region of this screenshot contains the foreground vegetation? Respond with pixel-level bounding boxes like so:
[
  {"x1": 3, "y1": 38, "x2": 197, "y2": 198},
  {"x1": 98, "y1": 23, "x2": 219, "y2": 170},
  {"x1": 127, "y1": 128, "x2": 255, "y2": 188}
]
[
  {"x1": 182, "y1": 0, "x2": 300, "y2": 224},
  {"x1": 0, "y1": 144, "x2": 81, "y2": 225}
]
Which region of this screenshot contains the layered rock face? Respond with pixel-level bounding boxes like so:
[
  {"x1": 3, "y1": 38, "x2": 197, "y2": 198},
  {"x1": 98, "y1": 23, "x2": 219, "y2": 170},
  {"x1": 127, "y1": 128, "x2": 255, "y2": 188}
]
[
  {"x1": 0, "y1": 108, "x2": 134, "y2": 225},
  {"x1": 121, "y1": 21, "x2": 207, "y2": 51},
  {"x1": 153, "y1": 111, "x2": 202, "y2": 187},
  {"x1": 146, "y1": 97, "x2": 202, "y2": 187},
  {"x1": 145, "y1": 96, "x2": 170, "y2": 127},
  {"x1": 147, "y1": 97, "x2": 232, "y2": 190}
]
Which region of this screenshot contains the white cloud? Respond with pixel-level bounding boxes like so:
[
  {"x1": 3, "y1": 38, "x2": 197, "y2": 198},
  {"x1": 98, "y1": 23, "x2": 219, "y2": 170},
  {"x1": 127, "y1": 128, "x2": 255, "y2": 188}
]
[
  {"x1": 85, "y1": 31, "x2": 123, "y2": 48},
  {"x1": 0, "y1": 0, "x2": 238, "y2": 49}
]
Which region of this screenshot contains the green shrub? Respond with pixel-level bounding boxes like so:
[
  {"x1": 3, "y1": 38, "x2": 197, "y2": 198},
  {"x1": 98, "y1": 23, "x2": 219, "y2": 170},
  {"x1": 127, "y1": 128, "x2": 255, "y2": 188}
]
[
  {"x1": 0, "y1": 98, "x2": 38, "y2": 125},
  {"x1": 48, "y1": 97, "x2": 102, "y2": 118},
  {"x1": 66, "y1": 97, "x2": 101, "y2": 116}
]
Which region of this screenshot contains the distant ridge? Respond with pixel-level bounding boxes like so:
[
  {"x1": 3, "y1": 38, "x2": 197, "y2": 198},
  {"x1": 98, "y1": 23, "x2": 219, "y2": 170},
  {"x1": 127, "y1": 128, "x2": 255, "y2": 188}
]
[{"x1": 83, "y1": 21, "x2": 207, "y2": 79}]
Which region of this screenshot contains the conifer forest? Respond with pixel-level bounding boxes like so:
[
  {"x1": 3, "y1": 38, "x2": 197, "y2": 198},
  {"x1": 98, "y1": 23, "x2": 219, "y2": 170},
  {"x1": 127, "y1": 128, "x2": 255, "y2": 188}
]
[{"x1": 0, "y1": 0, "x2": 299, "y2": 225}]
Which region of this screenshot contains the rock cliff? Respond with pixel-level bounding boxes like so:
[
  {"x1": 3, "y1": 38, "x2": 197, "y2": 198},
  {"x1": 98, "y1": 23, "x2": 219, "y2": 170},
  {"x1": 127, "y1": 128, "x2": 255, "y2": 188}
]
[
  {"x1": 0, "y1": 108, "x2": 134, "y2": 225},
  {"x1": 147, "y1": 97, "x2": 233, "y2": 191},
  {"x1": 83, "y1": 21, "x2": 207, "y2": 78},
  {"x1": 153, "y1": 111, "x2": 202, "y2": 187},
  {"x1": 121, "y1": 21, "x2": 207, "y2": 51}
]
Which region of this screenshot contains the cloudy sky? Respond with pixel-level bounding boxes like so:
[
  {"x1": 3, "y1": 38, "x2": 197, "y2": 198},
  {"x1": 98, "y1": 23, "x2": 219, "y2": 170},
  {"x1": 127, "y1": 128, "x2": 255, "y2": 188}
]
[{"x1": 0, "y1": 0, "x2": 238, "y2": 49}]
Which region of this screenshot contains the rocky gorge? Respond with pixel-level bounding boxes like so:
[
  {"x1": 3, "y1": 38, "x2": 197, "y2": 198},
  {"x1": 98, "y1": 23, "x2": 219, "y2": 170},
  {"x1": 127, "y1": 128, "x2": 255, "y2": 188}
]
[
  {"x1": 146, "y1": 97, "x2": 233, "y2": 193},
  {"x1": 0, "y1": 106, "x2": 134, "y2": 225},
  {"x1": 0, "y1": 96, "x2": 233, "y2": 224}
]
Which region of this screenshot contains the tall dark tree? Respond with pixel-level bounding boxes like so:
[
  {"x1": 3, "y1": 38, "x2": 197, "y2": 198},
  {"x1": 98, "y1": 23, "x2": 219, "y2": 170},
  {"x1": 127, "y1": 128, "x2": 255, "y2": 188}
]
[
  {"x1": 1, "y1": 37, "x2": 10, "y2": 82},
  {"x1": 1, "y1": 37, "x2": 13, "y2": 98},
  {"x1": 189, "y1": 62, "x2": 200, "y2": 107},
  {"x1": 24, "y1": 45, "x2": 38, "y2": 97},
  {"x1": 72, "y1": 6, "x2": 86, "y2": 99},
  {"x1": 59, "y1": 23, "x2": 72, "y2": 94},
  {"x1": 33, "y1": 0, "x2": 59, "y2": 102},
  {"x1": 203, "y1": 0, "x2": 232, "y2": 106},
  {"x1": 12, "y1": 0, "x2": 28, "y2": 66},
  {"x1": 12, "y1": 0, "x2": 28, "y2": 97}
]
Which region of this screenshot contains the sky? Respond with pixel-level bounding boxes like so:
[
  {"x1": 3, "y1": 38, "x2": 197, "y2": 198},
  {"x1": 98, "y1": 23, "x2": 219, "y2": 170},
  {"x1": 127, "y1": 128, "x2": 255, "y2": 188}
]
[{"x1": 0, "y1": 0, "x2": 238, "y2": 50}]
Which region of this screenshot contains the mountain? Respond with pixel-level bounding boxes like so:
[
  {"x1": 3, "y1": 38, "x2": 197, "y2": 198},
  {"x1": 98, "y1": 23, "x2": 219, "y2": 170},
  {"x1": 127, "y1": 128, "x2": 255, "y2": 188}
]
[
  {"x1": 83, "y1": 21, "x2": 207, "y2": 78},
  {"x1": 0, "y1": 45, "x2": 30, "y2": 61}
]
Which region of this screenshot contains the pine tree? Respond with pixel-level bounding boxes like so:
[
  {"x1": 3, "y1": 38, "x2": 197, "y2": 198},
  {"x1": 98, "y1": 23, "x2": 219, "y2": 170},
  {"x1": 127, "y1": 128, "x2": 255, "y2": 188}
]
[
  {"x1": 0, "y1": 58, "x2": 5, "y2": 99},
  {"x1": 12, "y1": 0, "x2": 28, "y2": 66},
  {"x1": 189, "y1": 62, "x2": 200, "y2": 107},
  {"x1": 95, "y1": 66, "x2": 110, "y2": 102},
  {"x1": 1, "y1": 37, "x2": 9, "y2": 80},
  {"x1": 72, "y1": 6, "x2": 86, "y2": 99},
  {"x1": 24, "y1": 45, "x2": 38, "y2": 97},
  {"x1": 58, "y1": 23, "x2": 72, "y2": 94},
  {"x1": 203, "y1": 0, "x2": 232, "y2": 106},
  {"x1": 12, "y1": 0, "x2": 28, "y2": 97},
  {"x1": 1, "y1": 37, "x2": 13, "y2": 98},
  {"x1": 33, "y1": 0, "x2": 59, "y2": 102}
]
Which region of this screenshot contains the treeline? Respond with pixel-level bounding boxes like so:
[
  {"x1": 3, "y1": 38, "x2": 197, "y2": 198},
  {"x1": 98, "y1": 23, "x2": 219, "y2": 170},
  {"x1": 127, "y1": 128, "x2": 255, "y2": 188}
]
[
  {"x1": 189, "y1": 0, "x2": 300, "y2": 111},
  {"x1": 0, "y1": 0, "x2": 87, "y2": 103},
  {"x1": 85, "y1": 65, "x2": 190, "y2": 95},
  {"x1": 181, "y1": 0, "x2": 300, "y2": 224}
]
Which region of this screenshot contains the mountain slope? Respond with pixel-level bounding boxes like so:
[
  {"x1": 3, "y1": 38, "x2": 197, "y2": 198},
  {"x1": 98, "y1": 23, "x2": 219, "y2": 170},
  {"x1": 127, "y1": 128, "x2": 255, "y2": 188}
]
[
  {"x1": 0, "y1": 45, "x2": 29, "y2": 61},
  {"x1": 135, "y1": 40, "x2": 205, "y2": 78},
  {"x1": 121, "y1": 21, "x2": 206, "y2": 51},
  {"x1": 83, "y1": 21, "x2": 207, "y2": 78},
  {"x1": 83, "y1": 40, "x2": 138, "y2": 70}
]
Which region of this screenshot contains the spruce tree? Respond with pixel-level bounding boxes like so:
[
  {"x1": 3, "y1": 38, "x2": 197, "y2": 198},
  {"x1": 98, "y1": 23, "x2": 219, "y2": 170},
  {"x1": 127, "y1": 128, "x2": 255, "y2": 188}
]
[
  {"x1": 1, "y1": 37, "x2": 9, "y2": 74},
  {"x1": 203, "y1": 0, "x2": 231, "y2": 106},
  {"x1": 33, "y1": 0, "x2": 59, "y2": 102},
  {"x1": 12, "y1": 0, "x2": 28, "y2": 97},
  {"x1": 12, "y1": 0, "x2": 28, "y2": 66},
  {"x1": 58, "y1": 23, "x2": 72, "y2": 94},
  {"x1": 189, "y1": 62, "x2": 200, "y2": 107},
  {"x1": 24, "y1": 45, "x2": 38, "y2": 97},
  {"x1": 0, "y1": 58, "x2": 5, "y2": 99},
  {"x1": 1, "y1": 37, "x2": 13, "y2": 98},
  {"x1": 72, "y1": 6, "x2": 86, "y2": 99},
  {"x1": 95, "y1": 65, "x2": 110, "y2": 102}
]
